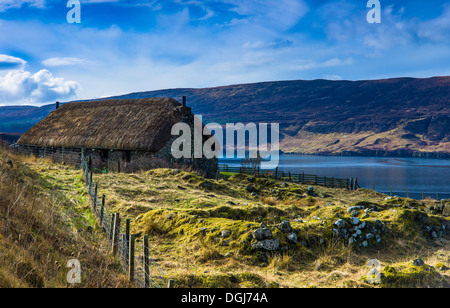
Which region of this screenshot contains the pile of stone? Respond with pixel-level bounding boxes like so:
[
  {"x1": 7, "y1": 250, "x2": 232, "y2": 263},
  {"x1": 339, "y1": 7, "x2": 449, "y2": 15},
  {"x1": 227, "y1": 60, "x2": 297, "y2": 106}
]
[
  {"x1": 251, "y1": 223, "x2": 280, "y2": 251},
  {"x1": 428, "y1": 200, "x2": 450, "y2": 217},
  {"x1": 332, "y1": 217, "x2": 387, "y2": 248},
  {"x1": 251, "y1": 220, "x2": 299, "y2": 252},
  {"x1": 415, "y1": 212, "x2": 449, "y2": 241},
  {"x1": 277, "y1": 220, "x2": 298, "y2": 244},
  {"x1": 306, "y1": 186, "x2": 317, "y2": 197}
]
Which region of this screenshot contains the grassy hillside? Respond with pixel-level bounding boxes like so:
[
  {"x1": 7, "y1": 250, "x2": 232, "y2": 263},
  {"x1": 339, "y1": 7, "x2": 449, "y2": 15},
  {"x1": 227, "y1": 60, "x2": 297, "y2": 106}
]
[
  {"x1": 19, "y1": 155, "x2": 450, "y2": 288},
  {"x1": 0, "y1": 149, "x2": 131, "y2": 288}
]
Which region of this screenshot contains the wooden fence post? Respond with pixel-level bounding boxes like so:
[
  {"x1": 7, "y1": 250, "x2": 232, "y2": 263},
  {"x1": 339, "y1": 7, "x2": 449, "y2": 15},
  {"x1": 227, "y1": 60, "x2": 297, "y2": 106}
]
[
  {"x1": 275, "y1": 167, "x2": 278, "y2": 179},
  {"x1": 100, "y1": 195, "x2": 105, "y2": 224},
  {"x1": 126, "y1": 219, "x2": 131, "y2": 242},
  {"x1": 144, "y1": 234, "x2": 150, "y2": 288},
  {"x1": 112, "y1": 213, "x2": 120, "y2": 254},
  {"x1": 129, "y1": 234, "x2": 135, "y2": 282},
  {"x1": 110, "y1": 213, "x2": 115, "y2": 240},
  {"x1": 125, "y1": 219, "x2": 131, "y2": 265},
  {"x1": 89, "y1": 171, "x2": 93, "y2": 194},
  {"x1": 168, "y1": 279, "x2": 175, "y2": 288},
  {"x1": 94, "y1": 184, "x2": 98, "y2": 210}
]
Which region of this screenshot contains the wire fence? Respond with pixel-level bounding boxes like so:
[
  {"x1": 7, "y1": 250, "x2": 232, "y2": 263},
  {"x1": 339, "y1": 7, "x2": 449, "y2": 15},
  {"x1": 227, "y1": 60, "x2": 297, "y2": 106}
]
[
  {"x1": 81, "y1": 153, "x2": 170, "y2": 288},
  {"x1": 218, "y1": 164, "x2": 357, "y2": 190}
]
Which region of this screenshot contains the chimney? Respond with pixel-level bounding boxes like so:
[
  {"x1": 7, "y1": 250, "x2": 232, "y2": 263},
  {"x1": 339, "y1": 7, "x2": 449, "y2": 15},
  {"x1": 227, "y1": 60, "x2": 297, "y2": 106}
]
[
  {"x1": 182, "y1": 96, "x2": 186, "y2": 107},
  {"x1": 56, "y1": 101, "x2": 60, "y2": 109}
]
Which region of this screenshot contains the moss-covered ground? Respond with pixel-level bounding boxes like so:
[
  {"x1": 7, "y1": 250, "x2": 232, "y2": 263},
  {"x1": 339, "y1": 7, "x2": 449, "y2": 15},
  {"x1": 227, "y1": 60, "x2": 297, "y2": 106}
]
[{"x1": 21, "y1": 157, "x2": 450, "y2": 288}]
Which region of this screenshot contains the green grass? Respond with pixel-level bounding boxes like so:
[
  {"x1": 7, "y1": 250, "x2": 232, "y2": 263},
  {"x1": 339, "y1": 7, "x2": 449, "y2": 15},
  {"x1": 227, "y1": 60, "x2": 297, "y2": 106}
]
[{"x1": 20, "y1": 157, "x2": 450, "y2": 288}]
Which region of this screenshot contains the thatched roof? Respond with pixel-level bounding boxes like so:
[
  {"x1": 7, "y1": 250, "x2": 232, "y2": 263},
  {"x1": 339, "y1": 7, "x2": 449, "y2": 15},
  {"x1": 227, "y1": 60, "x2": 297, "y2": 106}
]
[{"x1": 17, "y1": 98, "x2": 189, "y2": 152}]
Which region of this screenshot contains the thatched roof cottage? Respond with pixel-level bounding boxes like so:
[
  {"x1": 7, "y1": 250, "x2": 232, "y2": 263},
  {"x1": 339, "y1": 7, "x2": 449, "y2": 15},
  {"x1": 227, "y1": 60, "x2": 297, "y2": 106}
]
[{"x1": 17, "y1": 97, "x2": 218, "y2": 178}]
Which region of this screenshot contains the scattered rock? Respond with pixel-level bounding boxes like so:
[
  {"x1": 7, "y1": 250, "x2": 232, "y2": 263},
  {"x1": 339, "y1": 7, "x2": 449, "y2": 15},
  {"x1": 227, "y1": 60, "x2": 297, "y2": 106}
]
[
  {"x1": 333, "y1": 219, "x2": 346, "y2": 229},
  {"x1": 306, "y1": 186, "x2": 317, "y2": 196},
  {"x1": 278, "y1": 220, "x2": 292, "y2": 233},
  {"x1": 200, "y1": 181, "x2": 213, "y2": 190},
  {"x1": 350, "y1": 217, "x2": 360, "y2": 225},
  {"x1": 253, "y1": 228, "x2": 272, "y2": 241},
  {"x1": 347, "y1": 205, "x2": 364, "y2": 213},
  {"x1": 412, "y1": 258, "x2": 425, "y2": 267},
  {"x1": 222, "y1": 230, "x2": 231, "y2": 238},
  {"x1": 252, "y1": 238, "x2": 280, "y2": 251},
  {"x1": 350, "y1": 210, "x2": 359, "y2": 217},
  {"x1": 287, "y1": 232, "x2": 298, "y2": 244},
  {"x1": 443, "y1": 203, "x2": 450, "y2": 217},
  {"x1": 246, "y1": 185, "x2": 255, "y2": 193}
]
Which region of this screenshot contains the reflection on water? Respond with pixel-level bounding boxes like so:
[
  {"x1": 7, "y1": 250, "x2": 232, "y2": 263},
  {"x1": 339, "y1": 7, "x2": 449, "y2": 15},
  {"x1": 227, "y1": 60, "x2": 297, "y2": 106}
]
[{"x1": 220, "y1": 155, "x2": 450, "y2": 200}]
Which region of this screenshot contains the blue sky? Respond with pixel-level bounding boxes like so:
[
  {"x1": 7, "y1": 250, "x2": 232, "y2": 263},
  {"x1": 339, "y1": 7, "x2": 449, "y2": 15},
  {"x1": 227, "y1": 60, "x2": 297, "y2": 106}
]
[{"x1": 0, "y1": 0, "x2": 449, "y2": 106}]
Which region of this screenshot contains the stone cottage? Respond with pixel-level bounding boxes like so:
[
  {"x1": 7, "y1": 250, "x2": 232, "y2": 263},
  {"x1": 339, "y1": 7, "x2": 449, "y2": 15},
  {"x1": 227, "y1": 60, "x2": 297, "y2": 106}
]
[{"x1": 17, "y1": 97, "x2": 219, "y2": 178}]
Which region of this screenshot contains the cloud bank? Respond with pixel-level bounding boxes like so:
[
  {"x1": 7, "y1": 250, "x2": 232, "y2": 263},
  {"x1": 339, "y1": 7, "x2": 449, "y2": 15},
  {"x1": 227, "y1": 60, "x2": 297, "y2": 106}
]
[{"x1": 0, "y1": 55, "x2": 80, "y2": 105}]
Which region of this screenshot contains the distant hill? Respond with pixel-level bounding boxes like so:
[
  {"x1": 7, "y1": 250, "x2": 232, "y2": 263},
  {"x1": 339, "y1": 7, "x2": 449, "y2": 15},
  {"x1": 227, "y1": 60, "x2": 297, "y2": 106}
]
[{"x1": 1, "y1": 77, "x2": 449, "y2": 157}]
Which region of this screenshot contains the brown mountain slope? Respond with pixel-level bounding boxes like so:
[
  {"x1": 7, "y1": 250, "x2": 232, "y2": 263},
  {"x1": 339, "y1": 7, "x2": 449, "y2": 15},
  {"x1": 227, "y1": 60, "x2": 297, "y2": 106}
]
[
  {"x1": 105, "y1": 76, "x2": 450, "y2": 157},
  {"x1": 1, "y1": 76, "x2": 449, "y2": 157}
]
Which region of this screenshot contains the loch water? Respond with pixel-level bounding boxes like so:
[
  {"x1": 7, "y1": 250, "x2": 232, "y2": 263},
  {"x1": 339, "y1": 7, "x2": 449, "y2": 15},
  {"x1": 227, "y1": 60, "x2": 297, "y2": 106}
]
[{"x1": 219, "y1": 155, "x2": 450, "y2": 200}]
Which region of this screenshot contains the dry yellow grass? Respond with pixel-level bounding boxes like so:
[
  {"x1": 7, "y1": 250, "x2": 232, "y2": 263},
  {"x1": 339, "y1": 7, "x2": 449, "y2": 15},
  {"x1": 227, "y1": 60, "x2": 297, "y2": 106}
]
[
  {"x1": 12, "y1": 153, "x2": 450, "y2": 288},
  {"x1": 0, "y1": 150, "x2": 131, "y2": 288}
]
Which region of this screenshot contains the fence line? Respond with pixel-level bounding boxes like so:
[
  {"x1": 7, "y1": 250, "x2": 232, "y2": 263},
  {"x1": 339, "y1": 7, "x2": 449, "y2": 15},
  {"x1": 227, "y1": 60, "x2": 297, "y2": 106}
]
[
  {"x1": 80, "y1": 153, "x2": 170, "y2": 288},
  {"x1": 218, "y1": 164, "x2": 358, "y2": 190}
]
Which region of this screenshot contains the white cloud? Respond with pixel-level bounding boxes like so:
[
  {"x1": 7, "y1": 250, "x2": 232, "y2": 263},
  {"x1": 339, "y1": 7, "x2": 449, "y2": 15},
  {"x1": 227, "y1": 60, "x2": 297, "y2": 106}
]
[
  {"x1": 0, "y1": 54, "x2": 27, "y2": 70},
  {"x1": 221, "y1": 0, "x2": 308, "y2": 30},
  {"x1": 323, "y1": 74, "x2": 343, "y2": 80},
  {"x1": 0, "y1": 0, "x2": 45, "y2": 12},
  {"x1": 417, "y1": 5, "x2": 450, "y2": 43},
  {"x1": 0, "y1": 68, "x2": 80, "y2": 105},
  {"x1": 294, "y1": 57, "x2": 354, "y2": 71},
  {"x1": 42, "y1": 57, "x2": 86, "y2": 67}
]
